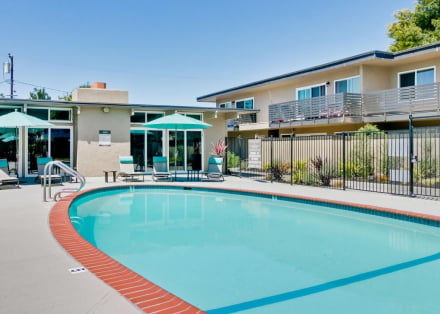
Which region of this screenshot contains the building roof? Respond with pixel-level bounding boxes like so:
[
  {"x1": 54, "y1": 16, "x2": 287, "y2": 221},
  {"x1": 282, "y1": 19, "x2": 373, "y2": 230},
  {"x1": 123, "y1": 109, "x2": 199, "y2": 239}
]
[
  {"x1": 197, "y1": 41, "x2": 440, "y2": 102},
  {"x1": 0, "y1": 98, "x2": 258, "y2": 113}
]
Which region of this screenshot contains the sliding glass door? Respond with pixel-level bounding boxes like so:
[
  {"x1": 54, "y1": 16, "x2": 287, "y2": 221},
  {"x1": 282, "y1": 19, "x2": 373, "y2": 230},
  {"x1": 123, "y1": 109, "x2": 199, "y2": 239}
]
[
  {"x1": 26, "y1": 127, "x2": 72, "y2": 176},
  {"x1": 168, "y1": 130, "x2": 203, "y2": 172},
  {"x1": 0, "y1": 127, "x2": 20, "y2": 174},
  {"x1": 130, "y1": 129, "x2": 164, "y2": 172},
  {"x1": 169, "y1": 131, "x2": 185, "y2": 171}
]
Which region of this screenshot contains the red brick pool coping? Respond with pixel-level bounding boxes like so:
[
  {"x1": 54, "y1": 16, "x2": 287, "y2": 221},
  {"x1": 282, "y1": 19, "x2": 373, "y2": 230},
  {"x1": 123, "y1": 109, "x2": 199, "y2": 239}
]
[{"x1": 49, "y1": 185, "x2": 440, "y2": 313}]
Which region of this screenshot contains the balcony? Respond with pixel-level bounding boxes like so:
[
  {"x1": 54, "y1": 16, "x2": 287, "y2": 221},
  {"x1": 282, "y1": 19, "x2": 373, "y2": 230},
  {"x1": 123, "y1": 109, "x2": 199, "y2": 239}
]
[
  {"x1": 227, "y1": 113, "x2": 268, "y2": 131},
  {"x1": 269, "y1": 93, "x2": 362, "y2": 127},
  {"x1": 269, "y1": 82, "x2": 440, "y2": 127}
]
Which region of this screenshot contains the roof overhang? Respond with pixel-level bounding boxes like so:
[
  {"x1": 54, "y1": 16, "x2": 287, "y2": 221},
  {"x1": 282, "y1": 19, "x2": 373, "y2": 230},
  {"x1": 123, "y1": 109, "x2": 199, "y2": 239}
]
[
  {"x1": 197, "y1": 41, "x2": 440, "y2": 102},
  {"x1": 0, "y1": 98, "x2": 258, "y2": 114}
]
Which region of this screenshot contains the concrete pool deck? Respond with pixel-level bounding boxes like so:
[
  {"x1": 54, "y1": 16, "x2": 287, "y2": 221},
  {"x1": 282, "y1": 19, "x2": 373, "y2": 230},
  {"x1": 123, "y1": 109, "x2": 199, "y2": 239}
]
[{"x1": 0, "y1": 176, "x2": 439, "y2": 313}]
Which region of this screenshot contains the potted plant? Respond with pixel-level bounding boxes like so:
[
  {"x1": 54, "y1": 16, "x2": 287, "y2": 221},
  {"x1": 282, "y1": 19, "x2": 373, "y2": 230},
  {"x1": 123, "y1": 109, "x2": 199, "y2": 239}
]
[{"x1": 211, "y1": 139, "x2": 227, "y2": 159}]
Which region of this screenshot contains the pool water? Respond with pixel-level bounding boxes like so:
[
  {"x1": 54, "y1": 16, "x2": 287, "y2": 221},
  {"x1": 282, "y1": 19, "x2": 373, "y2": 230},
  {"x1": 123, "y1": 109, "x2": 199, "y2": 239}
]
[{"x1": 69, "y1": 187, "x2": 440, "y2": 313}]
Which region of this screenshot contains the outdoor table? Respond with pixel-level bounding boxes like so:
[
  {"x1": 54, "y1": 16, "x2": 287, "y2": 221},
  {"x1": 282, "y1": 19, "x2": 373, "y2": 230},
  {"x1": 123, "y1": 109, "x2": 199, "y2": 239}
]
[{"x1": 103, "y1": 170, "x2": 117, "y2": 183}]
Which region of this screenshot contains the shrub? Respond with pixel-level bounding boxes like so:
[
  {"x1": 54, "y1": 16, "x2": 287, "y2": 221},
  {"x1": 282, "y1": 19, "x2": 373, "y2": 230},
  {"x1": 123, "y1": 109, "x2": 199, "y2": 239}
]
[
  {"x1": 292, "y1": 159, "x2": 309, "y2": 184},
  {"x1": 227, "y1": 152, "x2": 241, "y2": 168},
  {"x1": 267, "y1": 162, "x2": 290, "y2": 182},
  {"x1": 310, "y1": 156, "x2": 335, "y2": 186}
]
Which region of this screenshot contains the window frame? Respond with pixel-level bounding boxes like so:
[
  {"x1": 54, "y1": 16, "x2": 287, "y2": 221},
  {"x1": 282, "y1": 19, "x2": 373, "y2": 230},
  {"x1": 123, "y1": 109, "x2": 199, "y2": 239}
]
[
  {"x1": 130, "y1": 111, "x2": 165, "y2": 124},
  {"x1": 333, "y1": 75, "x2": 361, "y2": 94},
  {"x1": 26, "y1": 106, "x2": 73, "y2": 123},
  {"x1": 296, "y1": 82, "x2": 327, "y2": 100},
  {"x1": 218, "y1": 101, "x2": 232, "y2": 109},
  {"x1": 397, "y1": 66, "x2": 436, "y2": 88},
  {"x1": 234, "y1": 97, "x2": 254, "y2": 109}
]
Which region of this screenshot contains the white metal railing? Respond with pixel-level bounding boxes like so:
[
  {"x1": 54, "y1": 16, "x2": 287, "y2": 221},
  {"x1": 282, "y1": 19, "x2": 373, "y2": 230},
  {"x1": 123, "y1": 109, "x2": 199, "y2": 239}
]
[
  {"x1": 269, "y1": 83, "x2": 440, "y2": 124},
  {"x1": 43, "y1": 161, "x2": 86, "y2": 202},
  {"x1": 269, "y1": 93, "x2": 362, "y2": 123},
  {"x1": 362, "y1": 82, "x2": 440, "y2": 116}
]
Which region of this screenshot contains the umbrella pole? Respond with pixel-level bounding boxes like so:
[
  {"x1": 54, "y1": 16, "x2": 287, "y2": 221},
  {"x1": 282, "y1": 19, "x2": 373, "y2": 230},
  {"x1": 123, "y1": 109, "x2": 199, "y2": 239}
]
[
  {"x1": 15, "y1": 127, "x2": 19, "y2": 177},
  {"x1": 174, "y1": 128, "x2": 177, "y2": 181}
]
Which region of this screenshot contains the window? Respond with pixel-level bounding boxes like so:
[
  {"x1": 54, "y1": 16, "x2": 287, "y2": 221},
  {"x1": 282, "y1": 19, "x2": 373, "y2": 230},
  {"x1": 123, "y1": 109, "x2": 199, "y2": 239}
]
[
  {"x1": 235, "y1": 98, "x2": 254, "y2": 109},
  {"x1": 28, "y1": 108, "x2": 49, "y2": 120},
  {"x1": 219, "y1": 101, "x2": 232, "y2": 108},
  {"x1": 50, "y1": 109, "x2": 71, "y2": 121},
  {"x1": 297, "y1": 84, "x2": 326, "y2": 100},
  {"x1": 26, "y1": 108, "x2": 72, "y2": 122},
  {"x1": 335, "y1": 76, "x2": 360, "y2": 93},
  {"x1": 131, "y1": 112, "x2": 164, "y2": 124},
  {"x1": 131, "y1": 112, "x2": 145, "y2": 123},
  {"x1": 0, "y1": 107, "x2": 21, "y2": 116},
  {"x1": 186, "y1": 113, "x2": 202, "y2": 121},
  {"x1": 147, "y1": 112, "x2": 164, "y2": 122},
  {"x1": 399, "y1": 67, "x2": 435, "y2": 88}
]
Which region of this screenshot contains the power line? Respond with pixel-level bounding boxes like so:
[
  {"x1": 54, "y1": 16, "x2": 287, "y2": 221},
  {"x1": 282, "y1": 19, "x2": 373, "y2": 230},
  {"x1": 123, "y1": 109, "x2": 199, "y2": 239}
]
[{"x1": 14, "y1": 80, "x2": 69, "y2": 94}]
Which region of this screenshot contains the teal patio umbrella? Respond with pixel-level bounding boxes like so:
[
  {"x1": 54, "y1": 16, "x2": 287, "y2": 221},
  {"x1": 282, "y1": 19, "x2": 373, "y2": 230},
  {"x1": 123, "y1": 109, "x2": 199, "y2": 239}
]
[
  {"x1": 144, "y1": 113, "x2": 212, "y2": 179},
  {"x1": 0, "y1": 111, "x2": 53, "y2": 176}
]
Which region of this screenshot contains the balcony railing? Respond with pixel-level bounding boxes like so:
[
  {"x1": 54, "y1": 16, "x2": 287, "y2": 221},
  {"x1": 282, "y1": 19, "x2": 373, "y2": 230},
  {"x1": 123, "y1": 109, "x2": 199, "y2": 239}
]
[
  {"x1": 362, "y1": 82, "x2": 440, "y2": 116},
  {"x1": 269, "y1": 82, "x2": 440, "y2": 124},
  {"x1": 227, "y1": 113, "x2": 257, "y2": 130},
  {"x1": 269, "y1": 93, "x2": 362, "y2": 123}
]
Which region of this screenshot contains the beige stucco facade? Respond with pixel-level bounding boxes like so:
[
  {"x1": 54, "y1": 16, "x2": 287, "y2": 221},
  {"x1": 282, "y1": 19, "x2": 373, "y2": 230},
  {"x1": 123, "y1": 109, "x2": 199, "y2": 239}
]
[{"x1": 200, "y1": 43, "x2": 440, "y2": 137}]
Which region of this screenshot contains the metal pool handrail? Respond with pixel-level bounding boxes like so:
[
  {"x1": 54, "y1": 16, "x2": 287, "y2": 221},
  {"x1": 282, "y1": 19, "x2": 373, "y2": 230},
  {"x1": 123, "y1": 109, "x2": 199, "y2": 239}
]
[{"x1": 43, "y1": 161, "x2": 86, "y2": 202}]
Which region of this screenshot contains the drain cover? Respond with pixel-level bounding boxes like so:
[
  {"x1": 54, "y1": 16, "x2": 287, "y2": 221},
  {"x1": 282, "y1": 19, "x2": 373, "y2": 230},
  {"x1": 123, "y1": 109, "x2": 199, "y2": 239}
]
[{"x1": 69, "y1": 266, "x2": 87, "y2": 274}]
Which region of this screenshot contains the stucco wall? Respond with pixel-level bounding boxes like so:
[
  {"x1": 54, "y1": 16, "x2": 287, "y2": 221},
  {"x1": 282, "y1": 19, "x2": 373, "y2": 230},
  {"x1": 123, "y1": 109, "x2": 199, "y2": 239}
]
[
  {"x1": 76, "y1": 106, "x2": 131, "y2": 176},
  {"x1": 216, "y1": 65, "x2": 360, "y2": 124},
  {"x1": 72, "y1": 88, "x2": 129, "y2": 104}
]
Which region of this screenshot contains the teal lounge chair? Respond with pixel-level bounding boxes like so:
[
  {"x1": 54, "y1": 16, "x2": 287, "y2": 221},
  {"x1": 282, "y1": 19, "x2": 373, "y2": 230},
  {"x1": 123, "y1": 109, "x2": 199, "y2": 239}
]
[
  {"x1": 152, "y1": 156, "x2": 172, "y2": 181},
  {"x1": 118, "y1": 156, "x2": 145, "y2": 181},
  {"x1": 204, "y1": 157, "x2": 224, "y2": 181},
  {"x1": 0, "y1": 159, "x2": 19, "y2": 187}
]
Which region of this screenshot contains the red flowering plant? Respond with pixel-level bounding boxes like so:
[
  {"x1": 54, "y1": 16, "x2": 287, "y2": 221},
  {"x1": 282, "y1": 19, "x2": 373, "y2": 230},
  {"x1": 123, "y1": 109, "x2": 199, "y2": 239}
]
[{"x1": 211, "y1": 139, "x2": 228, "y2": 156}]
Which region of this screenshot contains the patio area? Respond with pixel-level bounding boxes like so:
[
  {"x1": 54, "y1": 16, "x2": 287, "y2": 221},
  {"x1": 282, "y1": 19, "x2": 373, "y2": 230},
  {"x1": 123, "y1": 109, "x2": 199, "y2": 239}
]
[{"x1": 1, "y1": 177, "x2": 439, "y2": 314}]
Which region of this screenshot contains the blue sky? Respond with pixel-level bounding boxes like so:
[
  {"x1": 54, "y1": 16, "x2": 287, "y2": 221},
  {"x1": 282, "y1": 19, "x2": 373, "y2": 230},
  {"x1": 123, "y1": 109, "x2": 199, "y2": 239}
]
[{"x1": 0, "y1": 0, "x2": 414, "y2": 106}]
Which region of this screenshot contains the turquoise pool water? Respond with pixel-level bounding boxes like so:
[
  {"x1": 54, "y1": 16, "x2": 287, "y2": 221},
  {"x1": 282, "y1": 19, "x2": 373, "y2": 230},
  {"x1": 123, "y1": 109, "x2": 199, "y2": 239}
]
[{"x1": 69, "y1": 187, "x2": 440, "y2": 313}]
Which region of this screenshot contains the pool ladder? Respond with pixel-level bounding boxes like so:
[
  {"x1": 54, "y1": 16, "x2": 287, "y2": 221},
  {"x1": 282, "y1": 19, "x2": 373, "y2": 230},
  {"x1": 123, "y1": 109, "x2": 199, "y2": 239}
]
[{"x1": 43, "y1": 161, "x2": 86, "y2": 202}]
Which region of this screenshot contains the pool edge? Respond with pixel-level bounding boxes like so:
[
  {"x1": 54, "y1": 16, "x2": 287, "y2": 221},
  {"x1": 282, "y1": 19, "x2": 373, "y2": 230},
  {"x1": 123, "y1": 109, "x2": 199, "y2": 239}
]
[
  {"x1": 49, "y1": 184, "x2": 440, "y2": 314},
  {"x1": 49, "y1": 188, "x2": 204, "y2": 314}
]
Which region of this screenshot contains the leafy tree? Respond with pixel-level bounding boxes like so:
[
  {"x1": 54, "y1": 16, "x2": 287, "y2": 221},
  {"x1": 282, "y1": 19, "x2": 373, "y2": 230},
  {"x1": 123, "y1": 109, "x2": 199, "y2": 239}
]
[
  {"x1": 79, "y1": 82, "x2": 91, "y2": 88},
  {"x1": 29, "y1": 88, "x2": 51, "y2": 100},
  {"x1": 58, "y1": 82, "x2": 90, "y2": 101},
  {"x1": 0, "y1": 93, "x2": 5, "y2": 98},
  {"x1": 388, "y1": 0, "x2": 440, "y2": 52},
  {"x1": 58, "y1": 93, "x2": 72, "y2": 101}
]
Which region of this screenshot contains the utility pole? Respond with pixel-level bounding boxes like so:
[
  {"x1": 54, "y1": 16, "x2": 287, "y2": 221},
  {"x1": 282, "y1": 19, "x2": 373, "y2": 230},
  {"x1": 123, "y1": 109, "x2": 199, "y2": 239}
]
[
  {"x1": 3, "y1": 53, "x2": 14, "y2": 98},
  {"x1": 8, "y1": 53, "x2": 14, "y2": 99}
]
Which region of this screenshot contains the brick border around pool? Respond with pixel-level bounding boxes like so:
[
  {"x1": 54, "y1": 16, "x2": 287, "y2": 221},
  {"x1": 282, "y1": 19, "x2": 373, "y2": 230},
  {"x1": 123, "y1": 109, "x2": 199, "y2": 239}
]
[
  {"x1": 49, "y1": 189, "x2": 204, "y2": 314},
  {"x1": 49, "y1": 185, "x2": 440, "y2": 314}
]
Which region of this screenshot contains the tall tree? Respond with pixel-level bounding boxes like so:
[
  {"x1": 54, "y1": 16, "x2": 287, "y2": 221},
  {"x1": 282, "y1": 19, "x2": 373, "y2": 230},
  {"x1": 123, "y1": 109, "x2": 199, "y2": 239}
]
[
  {"x1": 388, "y1": 0, "x2": 440, "y2": 52},
  {"x1": 29, "y1": 88, "x2": 51, "y2": 100}
]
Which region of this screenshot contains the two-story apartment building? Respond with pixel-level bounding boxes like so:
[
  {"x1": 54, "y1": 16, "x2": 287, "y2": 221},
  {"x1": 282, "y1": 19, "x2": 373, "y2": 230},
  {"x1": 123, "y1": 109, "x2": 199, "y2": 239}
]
[{"x1": 197, "y1": 42, "x2": 440, "y2": 138}]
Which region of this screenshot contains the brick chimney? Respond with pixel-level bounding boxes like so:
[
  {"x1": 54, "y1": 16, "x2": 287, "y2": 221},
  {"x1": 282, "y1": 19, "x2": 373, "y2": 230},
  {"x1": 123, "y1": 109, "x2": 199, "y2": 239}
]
[{"x1": 91, "y1": 82, "x2": 107, "y2": 89}]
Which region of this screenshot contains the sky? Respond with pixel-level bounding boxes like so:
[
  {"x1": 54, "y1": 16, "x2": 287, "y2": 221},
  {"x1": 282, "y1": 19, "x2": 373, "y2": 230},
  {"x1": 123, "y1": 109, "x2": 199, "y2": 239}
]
[{"x1": 0, "y1": 0, "x2": 415, "y2": 106}]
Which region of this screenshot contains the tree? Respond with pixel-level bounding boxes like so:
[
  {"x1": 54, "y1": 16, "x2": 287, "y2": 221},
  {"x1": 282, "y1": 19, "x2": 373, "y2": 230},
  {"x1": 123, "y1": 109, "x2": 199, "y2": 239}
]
[
  {"x1": 59, "y1": 82, "x2": 90, "y2": 101},
  {"x1": 388, "y1": 0, "x2": 440, "y2": 52},
  {"x1": 0, "y1": 93, "x2": 5, "y2": 98},
  {"x1": 29, "y1": 88, "x2": 51, "y2": 100}
]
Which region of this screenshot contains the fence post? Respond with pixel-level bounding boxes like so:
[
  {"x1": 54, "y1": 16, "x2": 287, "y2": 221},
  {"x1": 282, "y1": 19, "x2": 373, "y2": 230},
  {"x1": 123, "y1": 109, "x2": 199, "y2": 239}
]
[
  {"x1": 224, "y1": 137, "x2": 228, "y2": 175},
  {"x1": 342, "y1": 132, "x2": 346, "y2": 190},
  {"x1": 238, "y1": 136, "x2": 242, "y2": 178},
  {"x1": 408, "y1": 115, "x2": 415, "y2": 197},
  {"x1": 290, "y1": 134, "x2": 293, "y2": 185},
  {"x1": 270, "y1": 135, "x2": 273, "y2": 183}
]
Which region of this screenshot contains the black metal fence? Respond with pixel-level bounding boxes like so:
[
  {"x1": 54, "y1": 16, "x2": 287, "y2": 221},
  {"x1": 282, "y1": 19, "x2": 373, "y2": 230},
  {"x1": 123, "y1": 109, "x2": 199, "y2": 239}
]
[{"x1": 225, "y1": 127, "x2": 440, "y2": 198}]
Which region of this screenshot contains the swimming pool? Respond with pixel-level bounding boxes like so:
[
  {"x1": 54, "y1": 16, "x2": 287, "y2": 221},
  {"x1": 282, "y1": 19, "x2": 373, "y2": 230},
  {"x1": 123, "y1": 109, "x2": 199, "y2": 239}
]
[{"x1": 68, "y1": 186, "x2": 440, "y2": 313}]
